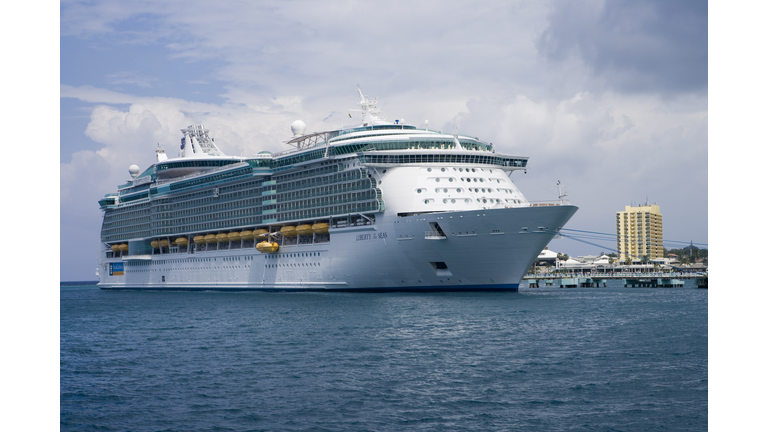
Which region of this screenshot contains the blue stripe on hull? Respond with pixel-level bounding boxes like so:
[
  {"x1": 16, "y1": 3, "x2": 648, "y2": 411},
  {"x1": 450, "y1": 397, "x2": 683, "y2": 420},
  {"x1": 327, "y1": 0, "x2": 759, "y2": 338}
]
[{"x1": 99, "y1": 283, "x2": 519, "y2": 293}]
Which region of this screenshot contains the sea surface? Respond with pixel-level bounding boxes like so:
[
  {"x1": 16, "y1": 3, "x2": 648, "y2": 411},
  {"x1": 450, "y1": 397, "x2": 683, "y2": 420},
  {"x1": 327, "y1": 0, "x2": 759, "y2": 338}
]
[{"x1": 60, "y1": 281, "x2": 707, "y2": 431}]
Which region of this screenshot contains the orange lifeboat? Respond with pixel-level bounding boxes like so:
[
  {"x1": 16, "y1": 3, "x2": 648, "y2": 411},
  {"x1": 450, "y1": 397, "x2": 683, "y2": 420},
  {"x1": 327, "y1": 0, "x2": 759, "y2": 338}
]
[
  {"x1": 175, "y1": 238, "x2": 188, "y2": 246},
  {"x1": 119, "y1": 243, "x2": 129, "y2": 252},
  {"x1": 111, "y1": 244, "x2": 121, "y2": 252},
  {"x1": 312, "y1": 223, "x2": 330, "y2": 234},
  {"x1": 193, "y1": 235, "x2": 206, "y2": 244},
  {"x1": 205, "y1": 234, "x2": 217, "y2": 244},
  {"x1": 296, "y1": 224, "x2": 313, "y2": 236},
  {"x1": 151, "y1": 240, "x2": 160, "y2": 249},
  {"x1": 228, "y1": 232, "x2": 241, "y2": 242},
  {"x1": 159, "y1": 239, "x2": 169, "y2": 248},
  {"x1": 254, "y1": 229, "x2": 269, "y2": 240},
  {"x1": 216, "y1": 233, "x2": 228, "y2": 243},
  {"x1": 280, "y1": 226, "x2": 297, "y2": 237},
  {"x1": 240, "y1": 230, "x2": 254, "y2": 241},
  {"x1": 256, "y1": 241, "x2": 279, "y2": 253}
]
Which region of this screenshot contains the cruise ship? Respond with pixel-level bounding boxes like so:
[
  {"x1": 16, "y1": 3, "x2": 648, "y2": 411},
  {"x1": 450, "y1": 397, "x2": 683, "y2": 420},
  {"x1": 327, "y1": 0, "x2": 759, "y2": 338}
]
[{"x1": 97, "y1": 88, "x2": 577, "y2": 291}]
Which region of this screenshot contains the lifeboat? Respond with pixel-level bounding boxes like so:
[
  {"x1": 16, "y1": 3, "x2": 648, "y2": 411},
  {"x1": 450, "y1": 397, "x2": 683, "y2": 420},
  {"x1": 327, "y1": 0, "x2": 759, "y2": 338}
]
[
  {"x1": 216, "y1": 233, "x2": 228, "y2": 243},
  {"x1": 240, "y1": 230, "x2": 254, "y2": 241},
  {"x1": 205, "y1": 234, "x2": 217, "y2": 244},
  {"x1": 159, "y1": 239, "x2": 169, "y2": 248},
  {"x1": 312, "y1": 223, "x2": 330, "y2": 234},
  {"x1": 175, "y1": 238, "x2": 188, "y2": 246},
  {"x1": 228, "y1": 232, "x2": 241, "y2": 242},
  {"x1": 256, "y1": 241, "x2": 279, "y2": 253},
  {"x1": 119, "y1": 243, "x2": 129, "y2": 252},
  {"x1": 254, "y1": 229, "x2": 269, "y2": 240},
  {"x1": 111, "y1": 244, "x2": 121, "y2": 252},
  {"x1": 280, "y1": 226, "x2": 298, "y2": 237},
  {"x1": 150, "y1": 240, "x2": 160, "y2": 249},
  {"x1": 193, "y1": 235, "x2": 206, "y2": 244},
  {"x1": 296, "y1": 224, "x2": 313, "y2": 236}
]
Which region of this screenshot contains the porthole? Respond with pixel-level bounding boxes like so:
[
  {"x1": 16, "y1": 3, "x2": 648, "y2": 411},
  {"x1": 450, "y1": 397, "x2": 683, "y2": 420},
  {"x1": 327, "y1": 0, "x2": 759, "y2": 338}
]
[
  {"x1": 417, "y1": 189, "x2": 422, "y2": 193},
  {"x1": 472, "y1": 168, "x2": 476, "y2": 172},
  {"x1": 457, "y1": 188, "x2": 462, "y2": 192},
  {"x1": 443, "y1": 199, "x2": 448, "y2": 203},
  {"x1": 449, "y1": 178, "x2": 454, "y2": 182},
  {"x1": 424, "y1": 199, "x2": 430, "y2": 204},
  {"x1": 443, "y1": 188, "x2": 448, "y2": 193},
  {"x1": 480, "y1": 179, "x2": 484, "y2": 183},
  {"x1": 435, "y1": 188, "x2": 440, "y2": 193},
  {"x1": 451, "y1": 199, "x2": 456, "y2": 203},
  {"x1": 427, "y1": 168, "x2": 432, "y2": 172},
  {"x1": 441, "y1": 168, "x2": 446, "y2": 172},
  {"x1": 459, "y1": 168, "x2": 464, "y2": 172},
  {"x1": 465, "y1": 199, "x2": 470, "y2": 203},
  {"x1": 436, "y1": 178, "x2": 440, "y2": 182}
]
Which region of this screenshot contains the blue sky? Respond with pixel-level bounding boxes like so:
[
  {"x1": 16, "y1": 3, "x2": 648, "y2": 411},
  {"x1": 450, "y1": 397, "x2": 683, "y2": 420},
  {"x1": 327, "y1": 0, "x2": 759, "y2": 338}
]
[{"x1": 58, "y1": 0, "x2": 709, "y2": 281}]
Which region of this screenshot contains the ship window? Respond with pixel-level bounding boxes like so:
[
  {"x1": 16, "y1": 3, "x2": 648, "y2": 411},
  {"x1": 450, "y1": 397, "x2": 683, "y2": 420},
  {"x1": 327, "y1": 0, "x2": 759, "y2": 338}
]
[
  {"x1": 449, "y1": 178, "x2": 454, "y2": 182},
  {"x1": 427, "y1": 168, "x2": 432, "y2": 172},
  {"x1": 424, "y1": 199, "x2": 430, "y2": 204},
  {"x1": 441, "y1": 168, "x2": 445, "y2": 172}
]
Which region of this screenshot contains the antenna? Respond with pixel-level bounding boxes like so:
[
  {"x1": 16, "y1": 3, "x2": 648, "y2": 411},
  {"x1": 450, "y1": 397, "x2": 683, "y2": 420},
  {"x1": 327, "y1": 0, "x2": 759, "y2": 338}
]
[{"x1": 557, "y1": 180, "x2": 569, "y2": 204}]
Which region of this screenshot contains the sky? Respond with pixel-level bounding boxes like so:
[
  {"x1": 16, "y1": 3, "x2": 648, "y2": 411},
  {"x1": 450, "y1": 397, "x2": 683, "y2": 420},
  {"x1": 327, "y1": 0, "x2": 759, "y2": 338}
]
[{"x1": 58, "y1": 0, "x2": 709, "y2": 281}]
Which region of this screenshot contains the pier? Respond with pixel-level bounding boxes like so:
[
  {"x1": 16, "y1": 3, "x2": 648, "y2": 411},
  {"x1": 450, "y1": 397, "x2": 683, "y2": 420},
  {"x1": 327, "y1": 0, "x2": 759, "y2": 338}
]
[{"x1": 524, "y1": 272, "x2": 704, "y2": 288}]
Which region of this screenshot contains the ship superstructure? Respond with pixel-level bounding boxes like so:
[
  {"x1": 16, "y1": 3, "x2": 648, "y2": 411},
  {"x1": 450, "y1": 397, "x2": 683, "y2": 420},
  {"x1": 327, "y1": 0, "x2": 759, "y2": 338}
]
[{"x1": 97, "y1": 88, "x2": 577, "y2": 291}]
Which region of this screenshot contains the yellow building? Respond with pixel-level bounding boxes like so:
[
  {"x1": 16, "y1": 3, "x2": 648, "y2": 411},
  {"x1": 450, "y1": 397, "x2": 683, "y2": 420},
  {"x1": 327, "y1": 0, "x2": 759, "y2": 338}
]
[{"x1": 616, "y1": 204, "x2": 663, "y2": 262}]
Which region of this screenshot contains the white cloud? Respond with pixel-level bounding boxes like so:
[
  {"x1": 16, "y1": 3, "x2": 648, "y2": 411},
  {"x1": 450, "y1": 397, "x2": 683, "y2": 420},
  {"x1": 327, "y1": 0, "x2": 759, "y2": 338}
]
[{"x1": 106, "y1": 71, "x2": 159, "y2": 88}]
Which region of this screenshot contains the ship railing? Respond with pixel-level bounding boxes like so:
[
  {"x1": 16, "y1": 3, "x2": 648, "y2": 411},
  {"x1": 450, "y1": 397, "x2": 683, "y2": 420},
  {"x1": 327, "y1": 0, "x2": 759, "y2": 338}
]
[
  {"x1": 154, "y1": 161, "x2": 250, "y2": 185},
  {"x1": 527, "y1": 200, "x2": 571, "y2": 207}
]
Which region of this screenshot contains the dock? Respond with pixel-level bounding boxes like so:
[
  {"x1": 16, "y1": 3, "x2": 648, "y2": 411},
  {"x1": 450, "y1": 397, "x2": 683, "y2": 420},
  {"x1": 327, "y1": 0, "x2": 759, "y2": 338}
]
[{"x1": 524, "y1": 272, "x2": 704, "y2": 288}]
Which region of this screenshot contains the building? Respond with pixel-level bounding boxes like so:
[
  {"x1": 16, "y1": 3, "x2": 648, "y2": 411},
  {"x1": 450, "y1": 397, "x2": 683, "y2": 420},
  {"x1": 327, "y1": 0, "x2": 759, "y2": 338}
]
[{"x1": 616, "y1": 203, "x2": 663, "y2": 262}]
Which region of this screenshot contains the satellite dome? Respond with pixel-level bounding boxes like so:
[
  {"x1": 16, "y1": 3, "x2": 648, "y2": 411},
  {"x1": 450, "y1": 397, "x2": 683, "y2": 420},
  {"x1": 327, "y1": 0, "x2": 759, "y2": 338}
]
[
  {"x1": 291, "y1": 120, "x2": 306, "y2": 137},
  {"x1": 128, "y1": 164, "x2": 140, "y2": 179}
]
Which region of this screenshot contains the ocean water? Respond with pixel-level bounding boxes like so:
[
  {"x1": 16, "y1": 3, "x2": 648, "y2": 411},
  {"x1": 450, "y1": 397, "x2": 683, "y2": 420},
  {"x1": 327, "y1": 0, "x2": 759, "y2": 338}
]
[{"x1": 60, "y1": 282, "x2": 707, "y2": 431}]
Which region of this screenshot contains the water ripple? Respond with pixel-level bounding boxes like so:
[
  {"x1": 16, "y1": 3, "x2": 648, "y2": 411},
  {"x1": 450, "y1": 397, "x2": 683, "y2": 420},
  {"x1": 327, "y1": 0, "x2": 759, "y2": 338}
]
[{"x1": 61, "y1": 284, "x2": 707, "y2": 431}]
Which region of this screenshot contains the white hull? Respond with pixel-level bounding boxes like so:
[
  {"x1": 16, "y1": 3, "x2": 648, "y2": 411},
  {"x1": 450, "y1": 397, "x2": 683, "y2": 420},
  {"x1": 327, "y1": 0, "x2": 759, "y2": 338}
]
[{"x1": 98, "y1": 205, "x2": 576, "y2": 291}]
